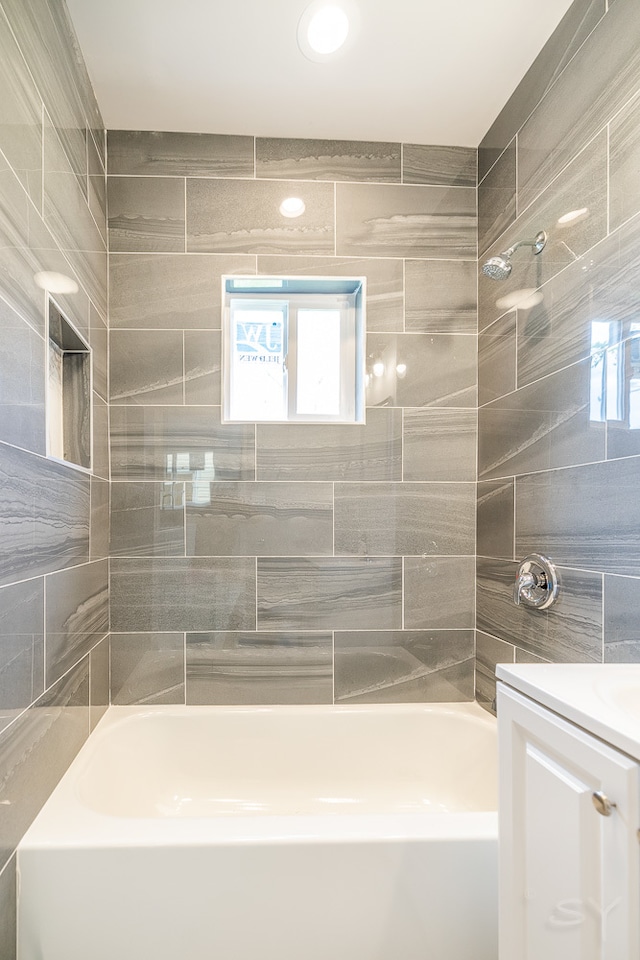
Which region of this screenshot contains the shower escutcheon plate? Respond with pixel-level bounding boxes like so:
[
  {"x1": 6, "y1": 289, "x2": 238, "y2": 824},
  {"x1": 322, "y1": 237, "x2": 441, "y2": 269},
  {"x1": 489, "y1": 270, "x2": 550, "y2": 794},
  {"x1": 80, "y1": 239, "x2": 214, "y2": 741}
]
[{"x1": 513, "y1": 554, "x2": 559, "y2": 610}]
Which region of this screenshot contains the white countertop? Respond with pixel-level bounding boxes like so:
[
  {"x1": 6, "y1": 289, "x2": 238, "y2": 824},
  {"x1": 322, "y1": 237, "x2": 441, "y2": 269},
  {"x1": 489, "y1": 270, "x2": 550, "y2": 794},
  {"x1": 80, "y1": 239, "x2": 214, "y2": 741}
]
[{"x1": 496, "y1": 663, "x2": 640, "y2": 762}]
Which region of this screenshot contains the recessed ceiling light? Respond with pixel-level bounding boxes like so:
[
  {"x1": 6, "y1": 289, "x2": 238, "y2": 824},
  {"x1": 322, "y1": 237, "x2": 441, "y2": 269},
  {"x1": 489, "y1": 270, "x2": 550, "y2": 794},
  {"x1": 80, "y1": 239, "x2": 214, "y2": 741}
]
[
  {"x1": 297, "y1": 2, "x2": 355, "y2": 62},
  {"x1": 279, "y1": 197, "x2": 306, "y2": 218}
]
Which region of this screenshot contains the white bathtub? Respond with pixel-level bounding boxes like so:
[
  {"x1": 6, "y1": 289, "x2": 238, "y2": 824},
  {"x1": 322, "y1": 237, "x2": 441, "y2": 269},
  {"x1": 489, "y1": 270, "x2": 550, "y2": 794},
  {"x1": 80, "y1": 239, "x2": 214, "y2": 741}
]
[{"x1": 18, "y1": 702, "x2": 498, "y2": 960}]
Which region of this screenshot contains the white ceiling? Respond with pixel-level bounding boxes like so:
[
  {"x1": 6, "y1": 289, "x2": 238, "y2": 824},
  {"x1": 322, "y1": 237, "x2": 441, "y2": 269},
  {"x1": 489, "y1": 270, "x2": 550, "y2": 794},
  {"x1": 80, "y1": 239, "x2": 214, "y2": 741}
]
[{"x1": 66, "y1": 0, "x2": 575, "y2": 146}]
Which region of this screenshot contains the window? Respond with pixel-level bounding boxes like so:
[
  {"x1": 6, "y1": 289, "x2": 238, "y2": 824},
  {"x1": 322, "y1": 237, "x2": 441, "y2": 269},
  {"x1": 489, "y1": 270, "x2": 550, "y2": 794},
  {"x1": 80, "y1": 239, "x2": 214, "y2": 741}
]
[{"x1": 222, "y1": 276, "x2": 365, "y2": 423}]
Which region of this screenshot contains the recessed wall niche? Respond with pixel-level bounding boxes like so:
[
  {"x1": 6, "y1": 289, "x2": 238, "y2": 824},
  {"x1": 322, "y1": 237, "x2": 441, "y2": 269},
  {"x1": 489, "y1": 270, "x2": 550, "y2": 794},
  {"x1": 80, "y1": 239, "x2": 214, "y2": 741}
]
[{"x1": 47, "y1": 298, "x2": 92, "y2": 470}]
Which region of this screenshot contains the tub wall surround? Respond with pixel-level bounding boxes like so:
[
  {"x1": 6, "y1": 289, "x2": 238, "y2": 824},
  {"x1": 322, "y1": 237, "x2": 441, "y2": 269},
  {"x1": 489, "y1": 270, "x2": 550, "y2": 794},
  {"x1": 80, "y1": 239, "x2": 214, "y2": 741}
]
[
  {"x1": 476, "y1": 0, "x2": 640, "y2": 707},
  {"x1": 107, "y1": 132, "x2": 479, "y2": 707}
]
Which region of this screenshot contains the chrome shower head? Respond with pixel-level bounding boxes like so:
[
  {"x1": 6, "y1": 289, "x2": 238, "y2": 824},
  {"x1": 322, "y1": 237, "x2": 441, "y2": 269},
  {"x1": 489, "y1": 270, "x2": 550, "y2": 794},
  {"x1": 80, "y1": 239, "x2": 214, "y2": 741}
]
[{"x1": 482, "y1": 230, "x2": 548, "y2": 281}]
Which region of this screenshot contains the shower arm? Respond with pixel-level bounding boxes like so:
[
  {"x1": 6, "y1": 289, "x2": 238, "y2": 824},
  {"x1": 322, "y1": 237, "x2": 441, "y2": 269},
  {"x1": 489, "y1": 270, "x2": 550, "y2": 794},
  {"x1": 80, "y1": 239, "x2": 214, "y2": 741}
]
[{"x1": 502, "y1": 231, "x2": 547, "y2": 259}]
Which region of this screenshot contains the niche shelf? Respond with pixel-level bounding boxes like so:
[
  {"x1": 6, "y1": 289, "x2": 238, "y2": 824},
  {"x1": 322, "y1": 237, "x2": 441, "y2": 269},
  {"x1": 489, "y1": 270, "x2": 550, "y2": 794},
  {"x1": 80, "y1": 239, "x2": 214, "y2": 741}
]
[{"x1": 47, "y1": 298, "x2": 92, "y2": 471}]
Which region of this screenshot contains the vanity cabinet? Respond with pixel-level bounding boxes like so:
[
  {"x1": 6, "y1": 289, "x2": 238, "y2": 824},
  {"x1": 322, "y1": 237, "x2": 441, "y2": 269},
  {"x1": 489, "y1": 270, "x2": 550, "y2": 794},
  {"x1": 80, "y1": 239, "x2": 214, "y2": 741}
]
[{"x1": 498, "y1": 682, "x2": 640, "y2": 959}]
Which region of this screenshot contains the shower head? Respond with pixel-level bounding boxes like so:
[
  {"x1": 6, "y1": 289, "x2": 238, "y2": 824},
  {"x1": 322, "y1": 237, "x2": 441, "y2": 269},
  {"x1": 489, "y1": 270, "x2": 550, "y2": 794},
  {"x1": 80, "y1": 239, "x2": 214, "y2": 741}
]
[{"x1": 482, "y1": 230, "x2": 547, "y2": 281}]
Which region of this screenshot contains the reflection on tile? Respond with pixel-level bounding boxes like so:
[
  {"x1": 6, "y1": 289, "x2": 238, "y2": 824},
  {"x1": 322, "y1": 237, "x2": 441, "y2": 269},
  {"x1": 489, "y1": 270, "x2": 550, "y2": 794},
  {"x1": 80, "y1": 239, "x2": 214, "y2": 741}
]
[
  {"x1": 0, "y1": 298, "x2": 45, "y2": 455},
  {"x1": 404, "y1": 557, "x2": 475, "y2": 629},
  {"x1": 111, "y1": 558, "x2": 255, "y2": 632},
  {"x1": 366, "y1": 333, "x2": 477, "y2": 407},
  {"x1": 92, "y1": 393, "x2": 109, "y2": 481},
  {"x1": 111, "y1": 633, "x2": 185, "y2": 705},
  {"x1": 89, "y1": 635, "x2": 109, "y2": 730},
  {"x1": 110, "y1": 482, "x2": 185, "y2": 557},
  {"x1": 45, "y1": 559, "x2": 109, "y2": 685},
  {"x1": 477, "y1": 557, "x2": 603, "y2": 662},
  {"x1": 0, "y1": 579, "x2": 44, "y2": 734},
  {"x1": 256, "y1": 407, "x2": 401, "y2": 481},
  {"x1": 610, "y1": 94, "x2": 640, "y2": 230},
  {"x1": 477, "y1": 479, "x2": 514, "y2": 560},
  {"x1": 335, "y1": 630, "x2": 474, "y2": 703},
  {"x1": 186, "y1": 179, "x2": 334, "y2": 254},
  {"x1": 90, "y1": 478, "x2": 109, "y2": 560},
  {"x1": 257, "y1": 255, "x2": 403, "y2": 332},
  {"x1": 108, "y1": 130, "x2": 254, "y2": 177},
  {"x1": 184, "y1": 330, "x2": 221, "y2": 404},
  {"x1": 256, "y1": 138, "x2": 401, "y2": 182},
  {"x1": 110, "y1": 253, "x2": 255, "y2": 330},
  {"x1": 257, "y1": 557, "x2": 402, "y2": 630},
  {"x1": 478, "y1": 359, "x2": 605, "y2": 480},
  {"x1": 0, "y1": 657, "x2": 88, "y2": 872},
  {"x1": 186, "y1": 632, "x2": 333, "y2": 704},
  {"x1": 478, "y1": 140, "x2": 516, "y2": 254},
  {"x1": 186, "y1": 482, "x2": 333, "y2": 556},
  {"x1": 110, "y1": 329, "x2": 183, "y2": 404},
  {"x1": 604, "y1": 575, "x2": 640, "y2": 662},
  {"x1": 405, "y1": 259, "x2": 477, "y2": 334},
  {"x1": 0, "y1": 856, "x2": 16, "y2": 960},
  {"x1": 0, "y1": 442, "x2": 89, "y2": 586},
  {"x1": 516, "y1": 458, "x2": 640, "y2": 575},
  {"x1": 110, "y1": 406, "x2": 255, "y2": 481},
  {"x1": 403, "y1": 409, "x2": 476, "y2": 481},
  {"x1": 108, "y1": 177, "x2": 185, "y2": 252},
  {"x1": 607, "y1": 337, "x2": 640, "y2": 458},
  {"x1": 334, "y1": 482, "x2": 475, "y2": 556},
  {"x1": 402, "y1": 145, "x2": 476, "y2": 186},
  {"x1": 89, "y1": 304, "x2": 108, "y2": 401},
  {"x1": 478, "y1": 313, "x2": 515, "y2": 406},
  {"x1": 336, "y1": 182, "x2": 476, "y2": 259},
  {"x1": 476, "y1": 631, "x2": 514, "y2": 711}
]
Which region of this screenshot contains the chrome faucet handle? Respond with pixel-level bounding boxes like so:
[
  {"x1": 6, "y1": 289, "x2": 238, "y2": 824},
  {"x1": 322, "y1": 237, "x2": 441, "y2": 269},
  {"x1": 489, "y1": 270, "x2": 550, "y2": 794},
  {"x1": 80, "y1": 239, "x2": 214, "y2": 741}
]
[{"x1": 513, "y1": 555, "x2": 559, "y2": 610}]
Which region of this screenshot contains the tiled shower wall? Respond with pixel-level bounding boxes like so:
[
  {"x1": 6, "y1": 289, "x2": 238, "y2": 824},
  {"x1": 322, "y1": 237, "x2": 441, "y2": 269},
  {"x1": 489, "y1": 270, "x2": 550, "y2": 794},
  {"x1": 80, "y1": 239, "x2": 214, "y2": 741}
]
[
  {"x1": 476, "y1": 0, "x2": 640, "y2": 706},
  {"x1": 0, "y1": 0, "x2": 108, "y2": 953},
  {"x1": 107, "y1": 132, "x2": 478, "y2": 706}
]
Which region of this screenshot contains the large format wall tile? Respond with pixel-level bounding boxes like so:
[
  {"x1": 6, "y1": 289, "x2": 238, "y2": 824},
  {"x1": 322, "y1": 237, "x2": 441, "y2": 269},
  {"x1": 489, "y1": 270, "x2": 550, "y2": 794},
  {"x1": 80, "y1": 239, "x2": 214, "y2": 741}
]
[
  {"x1": 405, "y1": 259, "x2": 477, "y2": 334},
  {"x1": 478, "y1": 314, "x2": 516, "y2": 406},
  {"x1": 185, "y1": 482, "x2": 333, "y2": 557},
  {"x1": 336, "y1": 182, "x2": 476, "y2": 258},
  {"x1": 256, "y1": 138, "x2": 401, "y2": 182},
  {"x1": 186, "y1": 179, "x2": 335, "y2": 254},
  {"x1": 609, "y1": 94, "x2": 640, "y2": 231},
  {"x1": 108, "y1": 130, "x2": 254, "y2": 177},
  {"x1": 89, "y1": 637, "x2": 109, "y2": 731},
  {"x1": 0, "y1": 579, "x2": 44, "y2": 734},
  {"x1": 403, "y1": 409, "x2": 476, "y2": 481},
  {"x1": 334, "y1": 483, "x2": 475, "y2": 556},
  {"x1": 0, "y1": 299, "x2": 45, "y2": 455},
  {"x1": 186, "y1": 631, "x2": 333, "y2": 704},
  {"x1": 111, "y1": 558, "x2": 256, "y2": 632},
  {"x1": 184, "y1": 330, "x2": 221, "y2": 404},
  {"x1": 110, "y1": 329, "x2": 184, "y2": 404},
  {"x1": 110, "y1": 482, "x2": 185, "y2": 557},
  {"x1": 477, "y1": 480, "x2": 514, "y2": 560},
  {"x1": 366, "y1": 333, "x2": 477, "y2": 407},
  {"x1": 476, "y1": 631, "x2": 514, "y2": 711},
  {"x1": 45, "y1": 560, "x2": 109, "y2": 685},
  {"x1": 257, "y1": 558, "x2": 402, "y2": 630},
  {"x1": 335, "y1": 630, "x2": 474, "y2": 703},
  {"x1": 111, "y1": 633, "x2": 185, "y2": 704},
  {"x1": 0, "y1": 856, "x2": 16, "y2": 960},
  {"x1": 604, "y1": 575, "x2": 640, "y2": 662},
  {"x1": 478, "y1": 140, "x2": 516, "y2": 255},
  {"x1": 402, "y1": 145, "x2": 476, "y2": 186},
  {"x1": 90, "y1": 477, "x2": 109, "y2": 561},
  {"x1": 404, "y1": 557, "x2": 475, "y2": 629},
  {"x1": 108, "y1": 177, "x2": 185, "y2": 252}
]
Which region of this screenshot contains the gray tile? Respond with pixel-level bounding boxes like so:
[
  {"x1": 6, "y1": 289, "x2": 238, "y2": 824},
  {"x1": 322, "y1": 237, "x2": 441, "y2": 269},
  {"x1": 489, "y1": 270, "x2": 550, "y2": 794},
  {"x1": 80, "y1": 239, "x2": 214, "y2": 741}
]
[
  {"x1": 0, "y1": 657, "x2": 89, "y2": 872},
  {"x1": 0, "y1": 856, "x2": 16, "y2": 960},
  {"x1": 0, "y1": 298, "x2": 46, "y2": 455},
  {"x1": 111, "y1": 558, "x2": 255, "y2": 632},
  {"x1": 89, "y1": 635, "x2": 109, "y2": 730},
  {"x1": 257, "y1": 255, "x2": 403, "y2": 333},
  {"x1": 477, "y1": 558, "x2": 603, "y2": 662},
  {"x1": 111, "y1": 633, "x2": 185, "y2": 705},
  {"x1": 517, "y1": 0, "x2": 637, "y2": 210},
  {"x1": 336, "y1": 182, "x2": 476, "y2": 259},
  {"x1": 257, "y1": 557, "x2": 402, "y2": 630},
  {"x1": 110, "y1": 329, "x2": 184, "y2": 405},
  {"x1": 108, "y1": 177, "x2": 185, "y2": 252},
  {"x1": 516, "y1": 458, "x2": 640, "y2": 575},
  {"x1": 515, "y1": 648, "x2": 550, "y2": 664},
  {"x1": 110, "y1": 406, "x2": 255, "y2": 481},
  {"x1": 478, "y1": 0, "x2": 605, "y2": 180},
  {"x1": 110, "y1": 482, "x2": 185, "y2": 557},
  {"x1": 45, "y1": 559, "x2": 109, "y2": 685},
  {"x1": 0, "y1": 442, "x2": 89, "y2": 586},
  {"x1": 89, "y1": 303, "x2": 108, "y2": 402},
  {"x1": 184, "y1": 330, "x2": 221, "y2": 404},
  {"x1": 405, "y1": 259, "x2": 477, "y2": 334},
  {"x1": 92, "y1": 392, "x2": 109, "y2": 481},
  {"x1": 402, "y1": 145, "x2": 476, "y2": 186},
  {"x1": 403, "y1": 408, "x2": 477, "y2": 481},
  {"x1": 110, "y1": 253, "x2": 255, "y2": 330},
  {"x1": 256, "y1": 138, "x2": 400, "y2": 182},
  {"x1": 186, "y1": 631, "x2": 333, "y2": 704},
  {"x1": 476, "y1": 631, "x2": 514, "y2": 710},
  {"x1": 478, "y1": 313, "x2": 516, "y2": 406},
  {"x1": 604, "y1": 575, "x2": 640, "y2": 662},
  {"x1": 477, "y1": 480, "x2": 514, "y2": 560},
  {"x1": 335, "y1": 630, "x2": 474, "y2": 703},
  {"x1": 256, "y1": 407, "x2": 401, "y2": 481},
  {"x1": 404, "y1": 557, "x2": 475, "y2": 629},
  {"x1": 334, "y1": 482, "x2": 475, "y2": 556},
  {"x1": 88, "y1": 130, "x2": 107, "y2": 245},
  {"x1": 606, "y1": 336, "x2": 640, "y2": 460},
  {"x1": 0, "y1": 579, "x2": 44, "y2": 734},
  {"x1": 610, "y1": 94, "x2": 640, "y2": 231},
  {"x1": 478, "y1": 140, "x2": 516, "y2": 256},
  {"x1": 186, "y1": 178, "x2": 334, "y2": 254},
  {"x1": 108, "y1": 130, "x2": 254, "y2": 177},
  {"x1": 366, "y1": 333, "x2": 477, "y2": 407},
  {"x1": 478, "y1": 359, "x2": 606, "y2": 480},
  {"x1": 185, "y1": 482, "x2": 333, "y2": 556},
  {"x1": 90, "y1": 477, "x2": 109, "y2": 560}
]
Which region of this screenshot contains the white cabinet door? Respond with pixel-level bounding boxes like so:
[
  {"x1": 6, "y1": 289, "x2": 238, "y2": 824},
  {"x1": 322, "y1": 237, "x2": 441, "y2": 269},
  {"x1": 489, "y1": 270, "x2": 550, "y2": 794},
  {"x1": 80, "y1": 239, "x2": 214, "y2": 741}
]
[{"x1": 498, "y1": 683, "x2": 640, "y2": 960}]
